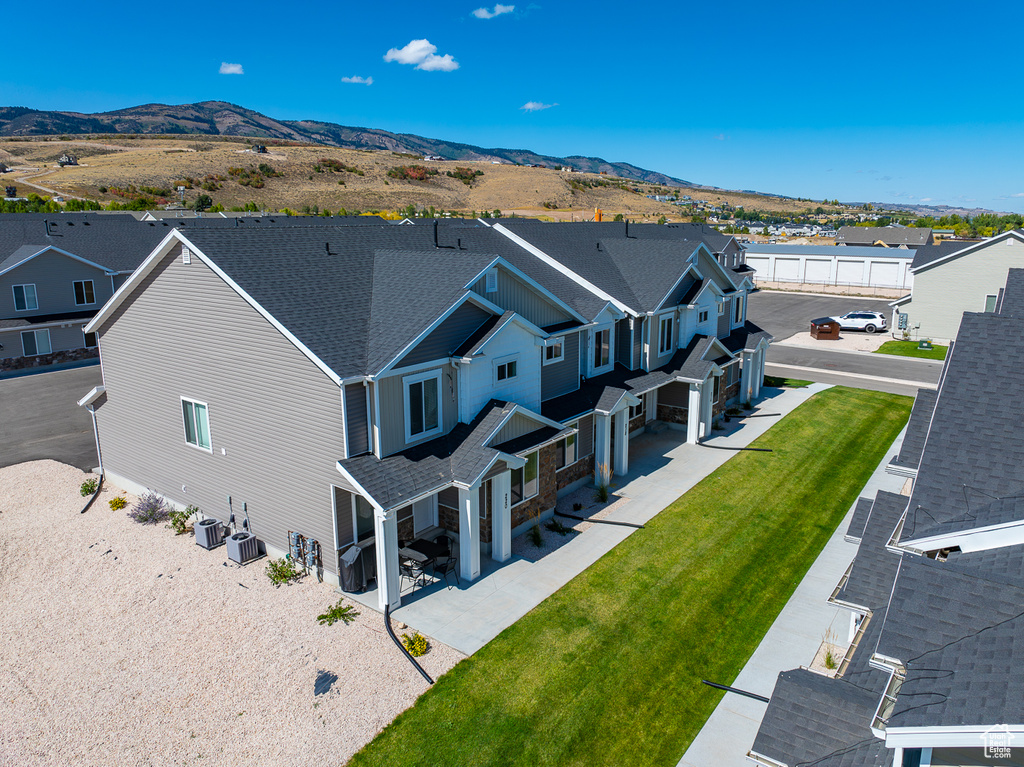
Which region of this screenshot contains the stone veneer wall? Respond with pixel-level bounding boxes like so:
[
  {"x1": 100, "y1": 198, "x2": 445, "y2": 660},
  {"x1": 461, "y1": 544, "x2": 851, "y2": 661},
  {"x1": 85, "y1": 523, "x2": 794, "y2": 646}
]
[
  {"x1": 657, "y1": 403, "x2": 688, "y2": 425},
  {"x1": 629, "y1": 414, "x2": 646, "y2": 433},
  {"x1": 0, "y1": 346, "x2": 98, "y2": 372},
  {"x1": 439, "y1": 504, "x2": 459, "y2": 534},
  {"x1": 556, "y1": 453, "x2": 594, "y2": 491},
  {"x1": 511, "y1": 443, "x2": 557, "y2": 530}
]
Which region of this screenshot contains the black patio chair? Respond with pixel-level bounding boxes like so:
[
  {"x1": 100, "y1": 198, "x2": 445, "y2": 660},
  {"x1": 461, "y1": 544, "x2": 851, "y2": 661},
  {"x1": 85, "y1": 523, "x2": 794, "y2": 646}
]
[
  {"x1": 433, "y1": 532, "x2": 454, "y2": 558},
  {"x1": 399, "y1": 557, "x2": 428, "y2": 592},
  {"x1": 433, "y1": 555, "x2": 460, "y2": 590}
]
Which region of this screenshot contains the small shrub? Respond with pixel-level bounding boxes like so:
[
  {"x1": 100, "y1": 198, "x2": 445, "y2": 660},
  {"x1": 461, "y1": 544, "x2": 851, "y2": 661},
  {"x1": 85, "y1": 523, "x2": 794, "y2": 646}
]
[
  {"x1": 266, "y1": 557, "x2": 303, "y2": 587},
  {"x1": 824, "y1": 648, "x2": 838, "y2": 670},
  {"x1": 545, "y1": 519, "x2": 574, "y2": 536},
  {"x1": 168, "y1": 504, "x2": 200, "y2": 535},
  {"x1": 317, "y1": 600, "x2": 360, "y2": 626},
  {"x1": 401, "y1": 632, "x2": 430, "y2": 657},
  {"x1": 572, "y1": 502, "x2": 583, "y2": 511},
  {"x1": 80, "y1": 478, "x2": 99, "y2": 497},
  {"x1": 529, "y1": 524, "x2": 543, "y2": 547},
  {"x1": 127, "y1": 492, "x2": 171, "y2": 524},
  {"x1": 595, "y1": 484, "x2": 609, "y2": 503},
  {"x1": 109, "y1": 495, "x2": 127, "y2": 511}
]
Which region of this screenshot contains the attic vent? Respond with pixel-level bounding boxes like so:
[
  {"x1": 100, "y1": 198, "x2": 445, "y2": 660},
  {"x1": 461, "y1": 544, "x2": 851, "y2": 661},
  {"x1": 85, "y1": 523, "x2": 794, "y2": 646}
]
[
  {"x1": 485, "y1": 268, "x2": 498, "y2": 293},
  {"x1": 182, "y1": 246, "x2": 192, "y2": 265}
]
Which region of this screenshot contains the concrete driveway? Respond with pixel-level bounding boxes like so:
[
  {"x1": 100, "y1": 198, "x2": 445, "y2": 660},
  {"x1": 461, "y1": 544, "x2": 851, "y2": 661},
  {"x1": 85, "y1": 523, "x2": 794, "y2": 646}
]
[
  {"x1": 748, "y1": 291, "x2": 893, "y2": 341},
  {"x1": 0, "y1": 364, "x2": 102, "y2": 471}
]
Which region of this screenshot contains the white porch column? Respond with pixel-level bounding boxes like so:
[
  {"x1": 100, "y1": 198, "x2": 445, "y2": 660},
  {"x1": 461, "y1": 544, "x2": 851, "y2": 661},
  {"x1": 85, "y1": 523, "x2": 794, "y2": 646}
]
[
  {"x1": 594, "y1": 413, "x2": 612, "y2": 484},
  {"x1": 491, "y1": 471, "x2": 512, "y2": 563},
  {"x1": 613, "y1": 409, "x2": 629, "y2": 476},
  {"x1": 458, "y1": 484, "x2": 481, "y2": 581},
  {"x1": 741, "y1": 352, "x2": 753, "y2": 403},
  {"x1": 701, "y1": 378, "x2": 714, "y2": 438},
  {"x1": 374, "y1": 511, "x2": 400, "y2": 611},
  {"x1": 753, "y1": 348, "x2": 764, "y2": 399},
  {"x1": 686, "y1": 383, "x2": 702, "y2": 444}
]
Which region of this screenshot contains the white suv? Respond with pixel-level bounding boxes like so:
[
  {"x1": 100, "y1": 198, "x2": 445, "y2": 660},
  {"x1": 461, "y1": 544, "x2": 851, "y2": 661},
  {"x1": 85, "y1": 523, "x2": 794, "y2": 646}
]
[{"x1": 833, "y1": 310, "x2": 887, "y2": 333}]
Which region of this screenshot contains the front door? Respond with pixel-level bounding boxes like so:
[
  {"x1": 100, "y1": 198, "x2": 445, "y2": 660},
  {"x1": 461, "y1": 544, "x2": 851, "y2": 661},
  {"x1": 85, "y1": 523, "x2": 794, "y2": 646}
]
[{"x1": 413, "y1": 496, "x2": 436, "y2": 536}]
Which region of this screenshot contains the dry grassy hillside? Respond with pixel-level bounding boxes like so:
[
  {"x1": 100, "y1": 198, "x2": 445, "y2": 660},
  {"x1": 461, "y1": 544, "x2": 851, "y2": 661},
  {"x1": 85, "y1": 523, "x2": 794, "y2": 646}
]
[{"x1": 0, "y1": 136, "x2": 813, "y2": 219}]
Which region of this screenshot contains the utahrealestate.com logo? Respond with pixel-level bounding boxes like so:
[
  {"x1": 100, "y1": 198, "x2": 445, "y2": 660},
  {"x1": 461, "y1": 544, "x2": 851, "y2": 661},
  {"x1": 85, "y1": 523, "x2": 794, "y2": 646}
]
[{"x1": 982, "y1": 724, "x2": 1015, "y2": 760}]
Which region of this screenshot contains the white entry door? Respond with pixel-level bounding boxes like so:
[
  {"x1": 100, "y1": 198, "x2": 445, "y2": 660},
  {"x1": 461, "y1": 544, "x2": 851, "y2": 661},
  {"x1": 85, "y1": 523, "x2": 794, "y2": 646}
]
[{"x1": 413, "y1": 496, "x2": 436, "y2": 536}]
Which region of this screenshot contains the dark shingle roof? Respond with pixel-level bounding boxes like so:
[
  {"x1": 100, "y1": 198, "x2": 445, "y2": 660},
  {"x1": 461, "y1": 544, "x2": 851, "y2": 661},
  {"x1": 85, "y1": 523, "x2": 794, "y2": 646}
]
[
  {"x1": 998, "y1": 267, "x2": 1024, "y2": 316},
  {"x1": 888, "y1": 388, "x2": 936, "y2": 473},
  {"x1": 751, "y1": 669, "x2": 889, "y2": 767},
  {"x1": 907, "y1": 493, "x2": 1024, "y2": 543},
  {"x1": 909, "y1": 239, "x2": 974, "y2": 270},
  {"x1": 837, "y1": 225, "x2": 932, "y2": 248},
  {"x1": 0, "y1": 217, "x2": 168, "y2": 273},
  {"x1": 838, "y1": 491, "x2": 906, "y2": 611},
  {"x1": 718, "y1": 320, "x2": 773, "y2": 354},
  {"x1": 845, "y1": 497, "x2": 875, "y2": 542}
]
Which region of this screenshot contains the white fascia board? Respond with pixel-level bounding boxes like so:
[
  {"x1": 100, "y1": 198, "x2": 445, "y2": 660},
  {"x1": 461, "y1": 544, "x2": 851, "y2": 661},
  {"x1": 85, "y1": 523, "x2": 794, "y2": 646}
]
[
  {"x1": 468, "y1": 256, "x2": 588, "y2": 324},
  {"x1": 87, "y1": 230, "x2": 345, "y2": 386},
  {"x1": 705, "y1": 336, "x2": 736, "y2": 360},
  {"x1": 375, "y1": 291, "x2": 486, "y2": 378},
  {"x1": 77, "y1": 385, "x2": 106, "y2": 407},
  {"x1": 491, "y1": 222, "x2": 636, "y2": 315},
  {"x1": 890, "y1": 294, "x2": 913, "y2": 307},
  {"x1": 910, "y1": 230, "x2": 1024, "y2": 274},
  {"x1": 453, "y1": 452, "x2": 527, "y2": 490},
  {"x1": 334, "y1": 461, "x2": 385, "y2": 514},
  {"x1": 471, "y1": 312, "x2": 549, "y2": 358},
  {"x1": 594, "y1": 390, "x2": 641, "y2": 416},
  {"x1": 885, "y1": 724, "x2": 1024, "y2": 749},
  {"x1": 652, "y1": 262, "x2": 699, "y2": 312},
  {"x1": 903, "y1": 518, "x2": 1024, "y2": 553},
  {"x1": 0, "y1": 244, "x2": 116, "y2": 278},
  {"x1": 484, "y1": 403, "x2": 576, "y2": 449},
  {"x1": 4, "y1": 316, "x2": 92, "y2": 332}
]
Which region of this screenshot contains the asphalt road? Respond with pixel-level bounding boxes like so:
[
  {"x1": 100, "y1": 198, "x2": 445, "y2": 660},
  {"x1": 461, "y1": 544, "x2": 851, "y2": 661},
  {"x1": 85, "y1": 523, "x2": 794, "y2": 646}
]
[
  {"x1": 747, "y1": 291, "x2": 894, "y2": 341},
  {"x1": 0, "y1": 364, "x2": 103, "y2": 471}
]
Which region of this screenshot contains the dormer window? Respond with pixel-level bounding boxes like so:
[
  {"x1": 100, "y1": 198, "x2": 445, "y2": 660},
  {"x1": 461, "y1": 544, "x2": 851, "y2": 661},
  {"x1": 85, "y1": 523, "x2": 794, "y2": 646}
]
[
  {"x1": 405, "y1": 370, "x2": 442, "y2": 441},
  {"x1": 485, "y1": 268, "x2": 498, "y2": 293},
  {"x1": 658, "y1": 315, "x2": 673, "y2": 355}
]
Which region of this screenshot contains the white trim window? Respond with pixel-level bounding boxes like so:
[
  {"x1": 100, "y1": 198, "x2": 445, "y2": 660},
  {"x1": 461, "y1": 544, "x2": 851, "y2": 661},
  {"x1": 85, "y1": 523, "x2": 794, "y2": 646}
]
[
  {"x1": 511, "y1": 450, "x2": 539, "y2": 505},
  {"x1": 735, "y1": 295, "x2": 744, "y2": 324},
  {"x1": 593, "y1": 327, "x2": 611, "y2": 371},
  {"x1": 83, "y1": 329, "x2": 98, "y2": 348},
  {"x1": 630, "y1": 394, "x2": 645, "y2": 420},
  {"x1": 698, "y1": 309, "x2": 709, "y2": 324},
  {"x1": 555, "y1": 433, "x2": 577, "y2": 470},
  {"x1": 495, "y1": 356, "x2": 518, "y2": 383},
  {"x1": 181, "y1": 397, "x2": 212, "y2": 451},
  {"x1": 985, "y1": 294, "x2": 998, "y2": 313},
  {"x1": 21, "y1": 328, "x2": 51, "y2": 356},
  {"x1": 717, "y1": 301, "x2": 726, "y2": 316},
  {"x1": 543, "y1": 337, "x2": 564, "y2": 365},
  {"x1": 73, "y1": 280, "x2": 96, "y2": 306},
  {"x1": 13, "y1": 284, "x2": 38, "y2": 311},
  {"x1": 658, "y1": 315, "x2": 674, "y2": 355},
  {"x1": 405, "y1": 369, "x2": 442, "y2": 441}
]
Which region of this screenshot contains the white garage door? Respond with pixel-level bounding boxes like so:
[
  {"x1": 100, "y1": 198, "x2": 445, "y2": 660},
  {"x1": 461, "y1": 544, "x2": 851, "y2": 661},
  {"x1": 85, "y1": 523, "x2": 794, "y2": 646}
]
[
  {"x1": 836, "y1": 260, "x2": 863, "y2": 286},
  {"x1": 804, "y1": 260, "x2": 831, "y2": 284},
  {"x1": 868, "y1": 261, "x2": 900, "y2": 288},
  {"x1": 775, "y1": 258, "x2": 800, "y2": 282},
  {"x1": 745, "y1": 256, "x2": 770, "y2": 280}
]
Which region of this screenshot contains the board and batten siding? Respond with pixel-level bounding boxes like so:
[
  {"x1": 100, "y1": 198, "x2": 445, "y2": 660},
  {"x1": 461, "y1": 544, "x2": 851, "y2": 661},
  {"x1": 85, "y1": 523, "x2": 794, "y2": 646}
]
[
  {"x1": 493, "y1": 412, "x2": 544, "y2": 445},
  {"x1": 659, "y1": 381, "x2": 690, "y2": 407},
  {"x1": 717, "y1": 298, "x2": 732, "y2": 337},
  {"x1": 396, "y1": 301, "x2": 491, "y2": 368},
  {"x1": 470, "y1": 265, "x2": 571, "y2": 328},
  {"x1": 377, "y1": 362, "x2": 459, "y2": 457},
  {"x1": 575, "y1": 413, "x2": 594, "y2": 457},
  {"x1": 345, "y1": 383, "x2": 369, "y2": 456},
  {"x1": 615, "y1": 318, "x2": 631, "y2": 366},
  {"x1": 540, "y1": 331, "x2": 580, "y2": 401},
  {"x1": 1, "y1": 250, "x2": 113, "y2": 317},
  {"x1": 94, "y1": 244, "x2": 347, "y2": 575},
  {"x1": 632, "y1": 317, "x2": 644, "y2": 368}
]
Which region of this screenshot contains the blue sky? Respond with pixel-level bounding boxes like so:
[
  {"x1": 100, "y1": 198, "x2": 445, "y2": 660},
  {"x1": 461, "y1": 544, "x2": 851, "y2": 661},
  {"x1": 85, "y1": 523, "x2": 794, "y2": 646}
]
[{"x1": 4, "y1": 1, "x2": 1023, "y2": 213}]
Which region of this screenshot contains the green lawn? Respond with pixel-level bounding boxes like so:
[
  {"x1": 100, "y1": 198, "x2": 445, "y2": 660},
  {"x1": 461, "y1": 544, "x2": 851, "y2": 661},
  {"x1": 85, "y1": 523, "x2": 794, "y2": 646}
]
[
  {"x1": 349, "y1": 388, "x2": 911, "y2": 767},
  {"x1": 874, "y1": 340, "x2": 948, "y2": 360},
  {"x1": 763, "y1": 375, "x2": 812, "y2": 388}
]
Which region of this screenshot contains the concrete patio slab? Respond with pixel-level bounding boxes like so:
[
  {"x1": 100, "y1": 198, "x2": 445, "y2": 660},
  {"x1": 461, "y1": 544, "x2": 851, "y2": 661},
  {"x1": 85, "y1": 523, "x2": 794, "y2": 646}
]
[
  {"x1": 676, "y1": 420, "x2": 908, "y2": 767},
  {"x1": 346, "y1": 383, "x2": 833, "y2": 656}
]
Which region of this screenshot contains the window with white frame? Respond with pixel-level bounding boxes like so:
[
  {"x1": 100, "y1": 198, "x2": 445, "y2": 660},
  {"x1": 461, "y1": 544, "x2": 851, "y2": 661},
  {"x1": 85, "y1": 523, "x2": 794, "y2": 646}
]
[
  {"x1": 630, "y1": 394, "x2": 645, "y2": 420},
  {"x1": 181, "y1": 398, "x2": 212, "y2": 451},
  {"x1": 510, "y1": 450, "x2": 539, "y2": 505},
  {"x1": 698, "y1": 309, "x2": 709, "y2": 323},
  {"x1": 73, "y1": 280, "x2": 96, "y2": 306},
  {"x1": 495, "y1": 356, "x2": 518, "y2": 383},
  {"x1": 985, "y1": 294, "x2": 998, "y2": 313},
  {"x1": 735, "y1": 295, "x2": 744, "y2": 324},
  {"x1": 21, "y1": 328, "x2": 51, "y2": 356},
  {"x1": 83, "y1": 330, "x2": 98, "y2": 348},
  {"x1": 658, "y1": 315, "x2": 673, "y2": 355},
  {"x1": 555, "y1": 433, "x2": 577, "y2": 470},
  {"x1": 13, "y1": 284, "x2": 38, "y2": 311},
  {"x1": 718, "y1": 301, "x2": 725, "y2": 316},
  {"x1": 405, "y1": 370, "x2": 442, "y2": 440},
  {"x1": 543, "y1": 337, "x2": 564, "y2": 365},
  {"x1": 593, "y1": 327, "x2": 611, "y2": 370}
]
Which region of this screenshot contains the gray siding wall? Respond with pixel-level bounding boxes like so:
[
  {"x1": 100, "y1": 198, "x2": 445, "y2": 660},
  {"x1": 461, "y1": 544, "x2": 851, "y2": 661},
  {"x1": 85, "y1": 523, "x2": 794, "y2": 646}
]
[
  {"x1": 718, "y1": 298, "x2": 732, "y2": 337},
  {"x1": 438, "y1": 486, "x2": 458, "y2": 507},
  {"x1": 576, "y1": 414, "x2": 594, "y2": 456},
  {"x1": 664, "y1": 275, "x2": 697, "y2": 308},
  {"x1": 660, "y1": 381, "x2": 690, "y2": 407},
  {"x1": 470, "y1": 266, "x2": 571, "y2": 328},
  {"x1": 1, "y1": 250, "x2": 113, "y2": 318},
  {"x1": 0, "y1": 321, "x2": 90, "y2": 360},
  {"x1": 334, "y1": 487, "x2": 354, "y2": 548},
  {"x1": 345, "y1": 383, "x2": 369, "y2": 456},
  {"x1": 540, "y1": 331, "x2": 580, "y2": 401},
  {"x1": 94, "y1": 244, "x2": 346, "y2": 575},
  {"x1": 632, "y1": 317, "x2": 644, "y2": 368},
  {"x1": 615, "y1": 318, "x2": 631, "y2": 367},
  {"x1": 397, "y1": 301, "x2": 491, "y2": 368},
  {"x1": 378, "y1": 362, "x2": 459, "y2": 457}
]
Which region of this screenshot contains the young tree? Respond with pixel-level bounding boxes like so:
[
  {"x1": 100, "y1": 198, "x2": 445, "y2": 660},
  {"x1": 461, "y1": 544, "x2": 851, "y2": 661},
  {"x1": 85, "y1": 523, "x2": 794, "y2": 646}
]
[{"x1": 193, "y1": 194, "x2": 213, "y2": 211}]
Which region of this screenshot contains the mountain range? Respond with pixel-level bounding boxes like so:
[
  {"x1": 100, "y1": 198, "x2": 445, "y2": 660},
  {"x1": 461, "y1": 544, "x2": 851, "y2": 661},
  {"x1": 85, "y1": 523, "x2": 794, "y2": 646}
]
[{"x1": 0, "y1": 101, "x2": 693, "y2": 188}]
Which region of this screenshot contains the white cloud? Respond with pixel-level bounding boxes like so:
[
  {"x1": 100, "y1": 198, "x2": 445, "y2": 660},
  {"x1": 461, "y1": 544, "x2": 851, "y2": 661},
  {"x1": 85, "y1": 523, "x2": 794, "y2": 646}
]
[
  {"x1": 521, "y1": 101, "x2": 557, "y2": 112},
  {"x1": 713, "y1": 133, "x2": 726, "y2": 141},
  {"x1": 1010, "y1": 193, "x2": 1024, "y2": 198},
  {"x1": 473, "y1": 4, "x2": 514, "y2": 18},
  {"x1": 219, "y1": 62, "x2": 244, "y2": 75},
  {"x1": 919, "y1": 198, "x2": 932, "y2": 202},
  {"x1": 341, "y1": 75, "x2": 373, "y2": 85},
  {"x1": 384, "y1": 39, "x2": 459, "y2": 72}
]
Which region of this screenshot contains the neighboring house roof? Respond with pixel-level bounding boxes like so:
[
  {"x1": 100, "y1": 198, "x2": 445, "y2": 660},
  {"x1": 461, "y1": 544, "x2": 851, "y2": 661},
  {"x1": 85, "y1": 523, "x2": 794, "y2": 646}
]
[
  {"x1": 998, "y1": 267, "x2": 1024, "y2": 316},
  {"x1": 836, "y1": 226, "x2": 932, "y2": 247},
  {"x1": 904, "y1": 493, "x2": 1024, "y2": 544},
  {"x1": 0, "y1": 217, "x2": 168, "y2": 273},
  {"x1": 908, "y1": 239, "x2": 973, "y2": 269},
  {"x1": 836, "y1": 491, "x2": 906, "y2": 611},
  {"x1": 743, "y1": 243, "x2": 915, "y2": 259},
  {"x1": 750, "y1": 669, "x2": 892, "y2": 767},
  {"x1": 887, "y1": 388, "x2": 937, "y2": 474},
  {"x1": 844, "y1": 497, "x2": 875, "y2": 543}
]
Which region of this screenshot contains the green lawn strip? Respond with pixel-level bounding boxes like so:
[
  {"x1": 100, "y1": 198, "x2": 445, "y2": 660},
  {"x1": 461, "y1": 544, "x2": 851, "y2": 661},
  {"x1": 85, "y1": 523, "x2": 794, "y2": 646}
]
[
  {"x1": 763, "y1": 375, "x2": 812, "y2": 388},
  {"x1": 349, "y1": 388, "x2": 912, "y2": 767},
  {"x1": 873, "y1": 340, "x2": 948, "y2": 360}
]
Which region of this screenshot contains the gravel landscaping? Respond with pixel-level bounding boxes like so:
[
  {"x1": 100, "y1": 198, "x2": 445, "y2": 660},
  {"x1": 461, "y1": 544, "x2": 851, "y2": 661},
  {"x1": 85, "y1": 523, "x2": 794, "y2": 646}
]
[
  {"x1": 510, "y1": 485, "x2": 630, "y2": 561},
  {"x1": 0, "y1": 460, "x2": 464, "y2": 767}
]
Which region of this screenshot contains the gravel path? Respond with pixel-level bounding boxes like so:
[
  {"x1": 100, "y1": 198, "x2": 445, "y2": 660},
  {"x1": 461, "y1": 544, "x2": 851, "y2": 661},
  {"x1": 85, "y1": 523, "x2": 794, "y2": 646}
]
[{"x1": 0, "y1": 461, "x2": 464, "y2": 767}]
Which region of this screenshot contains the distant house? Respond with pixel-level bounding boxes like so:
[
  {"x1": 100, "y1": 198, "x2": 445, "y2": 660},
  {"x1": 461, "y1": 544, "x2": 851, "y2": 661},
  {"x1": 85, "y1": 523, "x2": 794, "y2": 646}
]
[
  {"x1": 57, "y1": 153, "x2": 78, "y2": 167},
  {"x1": 836, "y1": 225, "x2": 932, "y2": 248},
  {"x1": 252, "y1": 145, "x2": 267, "y2": 154}
]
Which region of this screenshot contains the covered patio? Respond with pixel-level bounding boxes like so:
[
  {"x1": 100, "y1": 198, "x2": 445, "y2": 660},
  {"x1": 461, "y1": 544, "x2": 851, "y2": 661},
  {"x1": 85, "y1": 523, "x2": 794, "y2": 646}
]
[{"x1": 342, "y1": 383, "x2": 829, "y2": 655}]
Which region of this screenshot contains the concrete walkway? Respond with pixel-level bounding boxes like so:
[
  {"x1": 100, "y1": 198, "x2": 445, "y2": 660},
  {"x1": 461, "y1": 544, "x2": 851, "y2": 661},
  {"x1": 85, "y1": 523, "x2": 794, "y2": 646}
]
[
  {"x1": 676, "y1": 421, "x2": 909, "y2": 767},
  {"x1": 346, "y1": 383, "x2": 832, "y2": 656}
]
